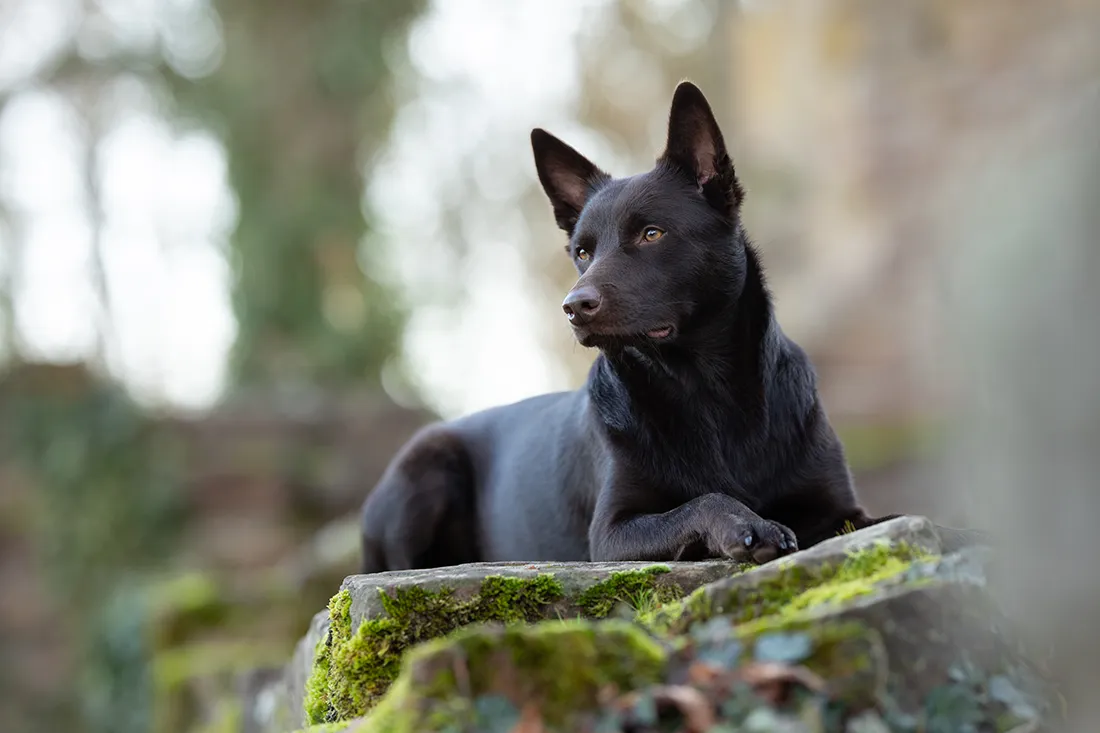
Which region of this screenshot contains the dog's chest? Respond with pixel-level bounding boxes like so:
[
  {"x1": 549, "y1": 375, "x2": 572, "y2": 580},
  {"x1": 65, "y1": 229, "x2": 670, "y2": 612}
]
[{"x1": 629, "y1": 405, "x2": 786, "y2": 504}]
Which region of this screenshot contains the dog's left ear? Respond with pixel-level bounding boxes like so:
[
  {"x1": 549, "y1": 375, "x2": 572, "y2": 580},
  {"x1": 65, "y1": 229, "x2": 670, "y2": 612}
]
[{"x1": 660, "y1": 81, "x2": 744, "y2": 217}]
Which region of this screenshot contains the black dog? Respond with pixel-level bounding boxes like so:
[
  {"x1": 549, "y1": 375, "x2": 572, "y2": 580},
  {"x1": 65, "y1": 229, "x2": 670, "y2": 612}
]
[{"x1": 360, "y1": 81, "x2": 981, "y2": 573}]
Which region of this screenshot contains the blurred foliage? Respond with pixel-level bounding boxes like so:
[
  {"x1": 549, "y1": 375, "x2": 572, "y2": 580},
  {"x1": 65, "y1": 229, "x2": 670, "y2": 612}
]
[
  {"x1": 81, "y1": 583, "x2": 157, "y2": 733},
  {"x1": 165, "y1": 0, "x2": 426, "y2": 389},
  {"x1": 0, "y1": 363, "x2": 183, "y2": 733},
  {"x1": 0, "y1": 1, "x2": 427, "y2": 731},
  {"x1": 1, "y1": 365, "x2": 183, "y2": 602}
]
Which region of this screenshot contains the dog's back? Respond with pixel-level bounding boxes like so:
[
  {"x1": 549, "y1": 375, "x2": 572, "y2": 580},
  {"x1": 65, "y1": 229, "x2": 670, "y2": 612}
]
[{"x1": 360, "y1": 389, "x2": 600, "y2": 572}]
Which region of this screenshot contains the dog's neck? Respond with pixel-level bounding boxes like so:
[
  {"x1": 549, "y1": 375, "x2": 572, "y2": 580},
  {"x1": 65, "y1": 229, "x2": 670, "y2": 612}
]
[{"x1": 589, "y1": 238, "x2": 780, "y2": 433}]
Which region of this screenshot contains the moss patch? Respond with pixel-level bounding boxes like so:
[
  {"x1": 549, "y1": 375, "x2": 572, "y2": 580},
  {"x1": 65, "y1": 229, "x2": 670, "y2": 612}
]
[
  {"x1": 304, "y1": 574, "x2": 566, "y2": 724},
  {"x1": 290, "y1": 723, "x2": 353, "y2": 733},
  {"x1": 575, "y1": 565, "x2": 684, "y2": 617},
  {"x1": 361, "y1": 619, "x2": 668, "y2": 732},
  {"x1": 647, "y1": 540, "x2": 933, "y2": 636}
]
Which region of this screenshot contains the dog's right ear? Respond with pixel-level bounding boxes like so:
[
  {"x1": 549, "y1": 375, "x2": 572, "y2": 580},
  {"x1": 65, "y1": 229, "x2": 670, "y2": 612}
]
[{"x1": 531, "y1": 128, "x2": 610, "y2": 235}]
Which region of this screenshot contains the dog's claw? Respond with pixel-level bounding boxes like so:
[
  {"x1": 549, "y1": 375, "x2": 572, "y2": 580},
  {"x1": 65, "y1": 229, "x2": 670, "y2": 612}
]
[{"x1": 744, "y1": 535, "x2": 753, "y2": 547}]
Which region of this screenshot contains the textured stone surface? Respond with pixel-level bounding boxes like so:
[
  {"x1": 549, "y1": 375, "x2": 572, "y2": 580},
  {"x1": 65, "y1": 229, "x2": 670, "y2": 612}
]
[
  {"x1": 278, "y1": 559, "x2": 744, "y2": 729},
  {"x1": 262, "y1": 516, "x2": 1053, "y2": 733},
  {"x1": 339, "y1": 559, "x2": 744, "y2": 627},
  {"x1": 285, "y1": 610, "x2": 332, "y2": 730}
]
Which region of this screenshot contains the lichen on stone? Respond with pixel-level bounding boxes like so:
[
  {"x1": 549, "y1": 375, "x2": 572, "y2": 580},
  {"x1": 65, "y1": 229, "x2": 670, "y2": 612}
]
[
  {"x1": 360, "y1": 619, "x2": 668, "y2": 732},
  {"x1": 575, "y1": 565, "x2": 684, "y2": 618},
  {"x1": 646, "y1": 540, "x2": 934, "y2": 636},
  {"x1": 303, "y1": 574, "x2": 566, "y2": 724}
]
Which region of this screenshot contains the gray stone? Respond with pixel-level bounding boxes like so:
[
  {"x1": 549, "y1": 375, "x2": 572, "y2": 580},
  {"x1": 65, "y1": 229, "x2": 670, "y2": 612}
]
[
  {"x1": 277, "y1": 558, "x2": 743, "y2": 730},
  {"x1": 260, "y1": 515, "x2": 1052, "y2": 732},
  {"x1": 283, "y1": 609, "x2": 332, "y2": 730},
  {"x1": 671, "y1": 515, "x2": 946, "y2": 621},
  {"x1": 339, "y1": 559, "x2": 744, "y2": 627},
  {"x1": 237, "y1": 666, "x2": 291, "y2": 733}
]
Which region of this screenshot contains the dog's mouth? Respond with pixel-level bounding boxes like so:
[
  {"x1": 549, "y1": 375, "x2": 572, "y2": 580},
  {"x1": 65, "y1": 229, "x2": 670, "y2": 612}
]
[
  {"x1": 574, "y1": 324, "x2": 675, "y2": 348},
  {"x1": 646, "y1": 326, "x2": 673, "y2": 340}
]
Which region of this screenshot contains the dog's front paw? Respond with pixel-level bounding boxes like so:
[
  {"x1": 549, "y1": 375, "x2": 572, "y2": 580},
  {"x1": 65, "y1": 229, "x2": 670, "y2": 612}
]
[{"x1": 712, "y1": 517, "x2": 798, "y2": 564}]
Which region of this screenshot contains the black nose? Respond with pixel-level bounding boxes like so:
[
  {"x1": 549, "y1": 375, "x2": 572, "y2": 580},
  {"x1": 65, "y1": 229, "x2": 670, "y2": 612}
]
[{"x1": 562, "y1": 286, "x2": 602, "y2": 325}]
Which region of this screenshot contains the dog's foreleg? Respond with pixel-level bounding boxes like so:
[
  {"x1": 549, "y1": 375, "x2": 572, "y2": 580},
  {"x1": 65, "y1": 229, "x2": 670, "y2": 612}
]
[{"x1": 589, "y1": 481, "x2": 800, "y2": 564}]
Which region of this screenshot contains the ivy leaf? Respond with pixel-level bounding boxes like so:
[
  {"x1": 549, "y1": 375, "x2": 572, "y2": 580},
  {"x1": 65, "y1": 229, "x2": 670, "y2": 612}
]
[
  {"x1": 630, "y1": 690, "x2": 658, "y2": 725},
  {"x1": 753, "y1": 632, "x2": 813, "y2": 664},
  {"x1": 474, "y1": 694, "x2": 521, "y2": 732},
  {"x1": 988, "y1": 675, "x2": 1038, "y2": 720},
  {"x1": 925, "y1": 684, "x2": 986, "y2": 733}
]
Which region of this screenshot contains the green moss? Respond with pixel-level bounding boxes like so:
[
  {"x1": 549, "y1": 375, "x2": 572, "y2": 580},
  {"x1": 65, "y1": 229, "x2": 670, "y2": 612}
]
[
  {"x1": 647, "y1": 540, "x2": 933, "y2": 636},
  {"x1": 304, "y1": 574, "x2": 566, "y2": 724},
  {"x1": 303, "y1": 544, "x2": 943, "y2": 727},
  {"x1": 575, "y1": 565, "x2": 683, "y2": 618},
  {"x1": 361, "y1": 619, "x2": 668, "y2": 732},
  {"x1": 290, "y1": 723, "x2": 353, "y2": 733}
]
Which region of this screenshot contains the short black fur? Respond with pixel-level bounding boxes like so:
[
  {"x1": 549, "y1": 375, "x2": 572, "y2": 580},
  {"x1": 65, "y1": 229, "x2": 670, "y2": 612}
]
[{"x1": 360, "y1": 81, "x2": 984, "y2": 572}]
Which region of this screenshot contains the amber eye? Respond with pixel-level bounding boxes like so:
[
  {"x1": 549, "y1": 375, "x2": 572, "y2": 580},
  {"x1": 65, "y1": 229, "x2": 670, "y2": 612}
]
[
  {"x1": 642, "y1": 227, "x2": 665, "y2": 243},
  {"x1": 576, "y1": 248, "x2": 591, "y2": 261}
]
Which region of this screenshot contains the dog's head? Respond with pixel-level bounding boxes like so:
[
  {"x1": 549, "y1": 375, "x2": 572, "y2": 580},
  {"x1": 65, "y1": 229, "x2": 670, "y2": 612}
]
[{"x1": 531, "y1": 81, "x2": 746, "y2": 350}]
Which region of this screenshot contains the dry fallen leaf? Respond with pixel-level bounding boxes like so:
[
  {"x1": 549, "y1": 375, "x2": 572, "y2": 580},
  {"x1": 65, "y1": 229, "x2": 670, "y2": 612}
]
[
  {"x1": 651, "y1": 685, "x2": 716, "y2": 732},
  {"x1": 617, "y1": 685, "x2": 716, "y2": 733},
  {"x1": 736, "y1": 661, "x2": 826, "y2": 705},
  {"x1": 686, "y1": 660, "x2": 724, "y2": 686}
]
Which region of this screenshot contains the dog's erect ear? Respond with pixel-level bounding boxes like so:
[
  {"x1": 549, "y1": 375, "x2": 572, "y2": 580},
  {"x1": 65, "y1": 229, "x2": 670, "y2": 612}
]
[
  {"x1": 660, "y1": 81, "x2": 744, "y2": 216},
  {"x1": 531, "y1": 128, "x2": 610, "y2": 235}
]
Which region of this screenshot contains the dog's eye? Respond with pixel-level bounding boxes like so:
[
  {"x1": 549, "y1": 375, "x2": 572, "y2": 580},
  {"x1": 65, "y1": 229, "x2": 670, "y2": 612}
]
[
  {"x1": 576, "y1": 248, "x2": 591, "y2": 261},
  {"x1": 642, "y1": 227, "x2": 665, "y2": 243}
]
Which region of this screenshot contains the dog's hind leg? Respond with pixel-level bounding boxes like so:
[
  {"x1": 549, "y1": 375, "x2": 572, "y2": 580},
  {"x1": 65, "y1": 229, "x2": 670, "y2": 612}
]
[{"x1": 359, "y1": 427, "x2": 481, "y2": 574}]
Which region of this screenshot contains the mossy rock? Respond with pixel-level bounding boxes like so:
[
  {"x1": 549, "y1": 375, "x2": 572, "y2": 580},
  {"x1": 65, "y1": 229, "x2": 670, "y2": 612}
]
[
  {"x1": 357, "y1": 620, "x2": 667, "y2": 733},
  {"x1": 337, "y1": 560, "x2": 745, "y2": 624},
  {"x1": 642, "y1": 535, "x2": 936, "y2": 636},
  {"x1": 344, "y1": 617, "x2": 888, "y2": 732},
  {"x1": 648, "y1": 537, "x2": 1051, "y2": 724},
  {"x1": 301, "y1": 560, "x2": 742, "y2": 724},
  {"x1": 285, "y1": 518, "x2": 1053, "y2": 732}
]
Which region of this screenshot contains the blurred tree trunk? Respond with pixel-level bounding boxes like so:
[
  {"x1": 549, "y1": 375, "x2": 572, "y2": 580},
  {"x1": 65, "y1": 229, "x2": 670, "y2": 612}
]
[
  {"x1": 926, "y1": 2, "x2": 1100, "y2": 729},
  {"x1": 939, "y1": 59, "x2": 1100, "y2": 733},
  {"x1": 170, "y1": 0, "x2": 425, "y2": 390}
]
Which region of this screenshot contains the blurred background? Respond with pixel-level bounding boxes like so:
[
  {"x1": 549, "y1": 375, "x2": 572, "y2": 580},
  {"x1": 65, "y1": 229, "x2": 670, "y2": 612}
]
[{"x1": 0, "y1": 1, "x2": 1097, "y2": 732}]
